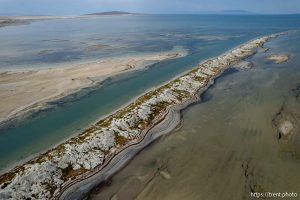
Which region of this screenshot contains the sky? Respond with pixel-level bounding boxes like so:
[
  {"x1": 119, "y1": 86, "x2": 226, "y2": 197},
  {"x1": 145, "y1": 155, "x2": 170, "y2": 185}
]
[{"x1": 0, "y1": 0, "x2": 299, "y2": 15}]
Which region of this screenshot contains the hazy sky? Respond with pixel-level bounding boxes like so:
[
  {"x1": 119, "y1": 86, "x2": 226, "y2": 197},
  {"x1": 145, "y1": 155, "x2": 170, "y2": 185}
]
[{"x1": 0, "y1": 0, "x2": 299, "y2": 15}]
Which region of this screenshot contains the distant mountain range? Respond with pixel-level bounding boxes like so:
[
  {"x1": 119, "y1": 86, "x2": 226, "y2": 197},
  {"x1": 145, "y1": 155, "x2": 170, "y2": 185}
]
[
  {"x1": 218, "y1": 10, "x2": 253, "y2": 15},
  {"x1": 194, "y1": 10, "x2": 254, "y2": 15},
  {"x1": 86, "y1": 10, "x2": 252, "y2": 16},
  {"x1": 86, "y1": 11, "x2": 136, "y2": 16}
]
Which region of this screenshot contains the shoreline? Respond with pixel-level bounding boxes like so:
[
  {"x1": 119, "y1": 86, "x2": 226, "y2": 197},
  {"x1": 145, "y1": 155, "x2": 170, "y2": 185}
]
[
  {"x1": 0, "y1": 16, "x2": 93, "y2": 28},
  {"x1": 88, "y1": 32, "x2": 300, "y2": 200},
  {"x1": 57, "y1": 32, "x2": 288, "y2": 200},
  {"x1": 0, "y1": 14, "x2": 140, "y2": 28},
  {"x1": 0, "y1": 49, "x2": 186, "y2": 128},
  {"x1": 0, "y1": 32, "x2": 287, "y2": 200},
  {"x1": 57, "y1": 67, "x2": 221, "y2": 200},
  {"x1": 55, "y1": 43, "x2": 255, "y2": 199}
]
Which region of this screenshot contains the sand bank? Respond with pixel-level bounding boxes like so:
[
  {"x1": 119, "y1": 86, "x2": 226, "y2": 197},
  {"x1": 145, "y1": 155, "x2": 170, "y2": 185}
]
[
  {"x1": 0, "y1": 50, "x2": 186, "y2": 125},
  {"x1": 0, "y1": 15, "x2": 100, "y2": 28},
  {"x1": 267, "y1": 54, "x2": 290, "y2": 64},
  {"x1": 0, "y1": 13, "x2": 140, "y2": 28}
]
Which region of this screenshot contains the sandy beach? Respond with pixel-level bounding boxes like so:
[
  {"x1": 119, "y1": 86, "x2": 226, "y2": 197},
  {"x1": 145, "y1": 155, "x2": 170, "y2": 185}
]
[{"x1": 0, "y1": 50, "x2": 185, "y2": 125}]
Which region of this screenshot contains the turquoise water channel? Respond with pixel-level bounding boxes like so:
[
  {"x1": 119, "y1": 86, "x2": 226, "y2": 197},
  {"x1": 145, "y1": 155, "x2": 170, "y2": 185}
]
[{"x1": 0, "y1": 15, "x2": 299, "y2": 171}]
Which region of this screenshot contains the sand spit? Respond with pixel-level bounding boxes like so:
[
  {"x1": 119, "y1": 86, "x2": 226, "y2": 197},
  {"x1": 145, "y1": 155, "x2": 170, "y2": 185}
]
[
  {"x1": 0, "y1": 13, "x2": 141, "y2": 28},
  {"x1": 0, "y1": 18, "x2": 27, "y2": 27},
  {"x1": 0, "y1": 50, "x2": 185, "y2": 126},
  {"x1": 0, "y1": 15, "x2": 101, "y2": 28},
  {"x1": 0, "y1": 32, "x2": 286, "y2": 200},
  {"x1": 267, "y1": 54, "x2": 290, "y2": 64}
]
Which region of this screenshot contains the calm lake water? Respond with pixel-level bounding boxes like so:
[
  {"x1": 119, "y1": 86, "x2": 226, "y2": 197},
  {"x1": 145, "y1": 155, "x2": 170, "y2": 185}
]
[
  {"x1": 0, "y1": 15, "x2": 299, "y2": 173},
  {"x1": 89, "y1": 30, "x2": 300, "y2": 200}
]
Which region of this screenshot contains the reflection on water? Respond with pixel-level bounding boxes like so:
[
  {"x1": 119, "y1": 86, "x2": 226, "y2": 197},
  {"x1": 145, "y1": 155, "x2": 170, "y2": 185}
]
[{"x1": 89, "y1": 32, "x2": 300, "y2": 200}]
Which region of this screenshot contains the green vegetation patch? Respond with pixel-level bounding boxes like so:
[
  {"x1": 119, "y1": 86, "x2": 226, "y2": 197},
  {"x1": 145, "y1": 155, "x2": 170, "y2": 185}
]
[
  {"x1": 60, "y1": 165, "x2": 88, "y2": 181},
  {"x1": 115, "y1": 133, "x2": 128, "y2": 146}
]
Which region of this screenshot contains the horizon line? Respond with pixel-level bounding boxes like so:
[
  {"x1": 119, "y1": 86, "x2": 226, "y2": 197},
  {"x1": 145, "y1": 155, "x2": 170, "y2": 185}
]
[{"x1": 1, "y1": 12, "x2": 300, "y2": 17}]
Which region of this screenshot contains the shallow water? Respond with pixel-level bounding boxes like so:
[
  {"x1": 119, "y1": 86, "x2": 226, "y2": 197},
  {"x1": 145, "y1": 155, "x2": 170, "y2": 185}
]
[
  {"x1": 0, "y1": 15, "x2": 298, "y2": 69},
  {"x1": 89, "y1": 31, "x2": 300, "y2": 200},
  {"x1": 0, "y1": 15, "x2": 299, "y2": 171}
]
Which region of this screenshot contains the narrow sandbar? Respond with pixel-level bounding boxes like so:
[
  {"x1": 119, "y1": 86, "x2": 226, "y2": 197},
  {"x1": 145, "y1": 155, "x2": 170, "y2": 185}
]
[
  {"x1": 0, "y1": 50, "x2": 186, "y2": 125},
  {"x1": 0, "y1": 15, "x2": 99, "y2": 28}
]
